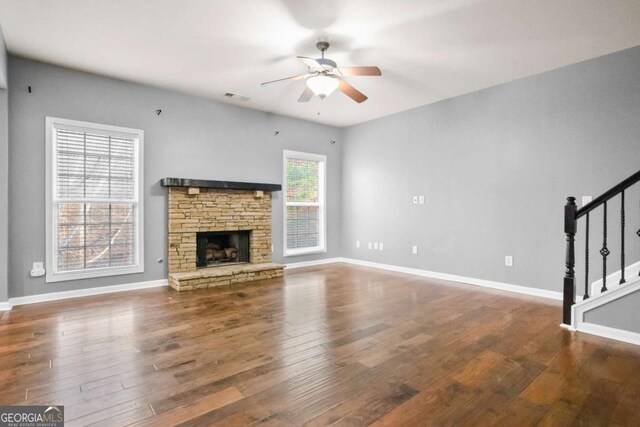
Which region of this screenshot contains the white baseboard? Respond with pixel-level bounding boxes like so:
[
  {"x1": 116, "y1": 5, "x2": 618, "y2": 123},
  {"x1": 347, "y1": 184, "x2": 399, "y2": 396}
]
[
  {"x1": 338, "y1": 257, "x2": 563, "y2": 300},
  {"x1": 0, "y1": 257, "x2": 562, "y2": 309},
  {"x1": 5, "y1": 279, "x2": 168, "y2": 309},
  {"x1": 0, "y1": 301, "x2": 12, "y2": 311},
  {"x1": 559, "y1": 323, "x2": 576, "y2": 331},
  {"x1": 285, "y1": 258, "x2": 343, "y2": 269},
  {"x1": 577, "y1": 322, "x2": 640, "y2": 346}
]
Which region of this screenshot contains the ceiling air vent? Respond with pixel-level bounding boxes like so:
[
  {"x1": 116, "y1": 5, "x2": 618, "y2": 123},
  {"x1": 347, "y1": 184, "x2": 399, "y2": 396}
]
[{"x1": 223, "y1": 92, "x2": 250, "y2": 102}]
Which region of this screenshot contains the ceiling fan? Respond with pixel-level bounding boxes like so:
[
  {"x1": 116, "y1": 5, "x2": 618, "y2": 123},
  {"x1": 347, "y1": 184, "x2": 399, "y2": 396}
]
[{"x1": 260, "y1": 42, "x2": 381, "y2": 103}]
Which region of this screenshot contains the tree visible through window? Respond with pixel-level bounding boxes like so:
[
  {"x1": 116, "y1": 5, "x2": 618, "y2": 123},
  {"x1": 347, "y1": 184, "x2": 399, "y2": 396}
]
[
  {"x1": 46, "y1": 118, "x2": 144, "y2": 282},
  {"x1": 284, "y1": 151, "x2": 326, "y2": 255}
]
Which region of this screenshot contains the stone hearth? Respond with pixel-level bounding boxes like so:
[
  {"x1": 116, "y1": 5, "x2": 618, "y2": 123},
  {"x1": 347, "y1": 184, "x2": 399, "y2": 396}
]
[{"x1": 162, "y1": 179, "x2": 284, "y2": 291}]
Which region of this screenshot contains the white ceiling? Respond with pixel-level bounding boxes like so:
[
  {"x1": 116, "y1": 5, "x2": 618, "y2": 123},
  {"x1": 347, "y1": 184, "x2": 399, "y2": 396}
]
[{"x1": 2, "y1": 0, "x2": 640, "y2": 127}]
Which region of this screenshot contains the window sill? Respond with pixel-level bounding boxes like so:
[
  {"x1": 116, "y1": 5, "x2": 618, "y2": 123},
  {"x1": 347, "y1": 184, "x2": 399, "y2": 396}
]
[
  {"x1": 45, "y1": 264, "x2": 144, "y2": 283},
  {"x1": 283, "y1": 248, "x2": 327, "y2": 257}
]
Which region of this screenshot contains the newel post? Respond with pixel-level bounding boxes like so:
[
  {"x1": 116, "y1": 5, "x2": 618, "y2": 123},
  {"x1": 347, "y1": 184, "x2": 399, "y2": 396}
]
[{"x1": 563, "y1": 197, "x2": 577, "y2": 326}]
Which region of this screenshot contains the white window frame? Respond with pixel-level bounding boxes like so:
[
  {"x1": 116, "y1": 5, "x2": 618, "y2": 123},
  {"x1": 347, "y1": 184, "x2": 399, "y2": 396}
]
[
  {"x1": 283, "y1": 150, "x2": 327, "y2": 257},
  {"x1": 45, "y1": 117, "x2": 144, "y2": 282}
]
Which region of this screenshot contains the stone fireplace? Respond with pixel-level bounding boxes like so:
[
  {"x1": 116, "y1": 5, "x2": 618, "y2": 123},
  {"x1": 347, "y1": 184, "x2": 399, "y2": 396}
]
[{"x1": 161, "y1": 178, "x2": 284, "y2": 291}]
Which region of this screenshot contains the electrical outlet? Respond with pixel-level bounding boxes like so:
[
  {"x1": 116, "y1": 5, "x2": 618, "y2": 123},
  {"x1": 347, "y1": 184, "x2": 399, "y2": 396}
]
[
  {"x1": 505, "y1": 256, "x2": 513, "y2": 267},
  {"x1": 374, "y1": 242, "x2": 379, "y2": 250},
  {"x1": 582, "y1": 196, "x2": 592, "y2": 207},
  {"x1": 379, "y1": 243, "x2": 384, "y2": 251},
  {"x1": 356, "y1": 240, "x2": 360, "y2": 248},
  {"x1": 418, "y1": 195, "x2": 425, "y2": 205},
  {"x1": 368, "y1": 242, "x2": 372, "y2": 250},
  {"x1": 413, "y1": 196, "x2": 418, "y2": 204},
  {"x1": 30, "y1": 262, "x2": 46, "y2": 277},
  {"x1": 412, "y1": 245, "x2": 418, "y2": 254}
]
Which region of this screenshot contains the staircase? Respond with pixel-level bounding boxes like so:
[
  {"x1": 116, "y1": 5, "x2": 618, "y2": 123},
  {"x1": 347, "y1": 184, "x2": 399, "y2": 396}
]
[
  {"x1": 562, "y1": 169, "x2": 640, "y2": 342},
  {"x1": 588, "y1": 260, "x2": 640, "y2": 298}
]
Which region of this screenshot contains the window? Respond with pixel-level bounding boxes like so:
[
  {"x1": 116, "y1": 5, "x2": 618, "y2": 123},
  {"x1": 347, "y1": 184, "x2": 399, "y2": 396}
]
[
  {"x1": 46, "y1": 117, "x2": 144, "y2": 282},
  {"x1": 283, "y1": 150, "x2": 326, "y2": 256}
]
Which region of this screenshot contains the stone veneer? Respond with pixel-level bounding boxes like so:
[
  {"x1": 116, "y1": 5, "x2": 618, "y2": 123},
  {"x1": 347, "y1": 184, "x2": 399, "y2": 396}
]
[{"x1": 167, "y1": 187, "x2": 283, "y2": 291}]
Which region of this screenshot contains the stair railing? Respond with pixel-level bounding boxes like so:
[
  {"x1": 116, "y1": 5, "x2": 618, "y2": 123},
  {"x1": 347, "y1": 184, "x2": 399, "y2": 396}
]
[{"x1": 563, "y1": 169, "x2": 640, "y2": 326}]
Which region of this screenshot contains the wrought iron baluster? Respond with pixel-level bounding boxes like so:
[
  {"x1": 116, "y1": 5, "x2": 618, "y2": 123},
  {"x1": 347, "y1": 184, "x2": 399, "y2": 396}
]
[
  {"x1": 620, "y1": 190, "x2": 626, "y2": 285},
  {"x1": 584, "y1": 213, "x2": 590, "y2": 300},
  {"x1": 600, "y1": 201, "x2": 610, "y2": 293}
]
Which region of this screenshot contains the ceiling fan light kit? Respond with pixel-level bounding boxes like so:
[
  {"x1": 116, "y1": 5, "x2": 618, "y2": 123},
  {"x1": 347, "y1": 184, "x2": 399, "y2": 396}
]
[
  {"x1": 306, "y1": 74, "x2": 339, "y2": 99},
  {"x1": 261, "y1": 41, "x2": 381, "y2": 104}
]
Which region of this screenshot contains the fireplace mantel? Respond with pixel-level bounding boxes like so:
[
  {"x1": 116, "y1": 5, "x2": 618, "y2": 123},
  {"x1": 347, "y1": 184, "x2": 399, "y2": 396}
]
[{"x1": 160, "y1": 178, "x2": 281, "y2": 192}]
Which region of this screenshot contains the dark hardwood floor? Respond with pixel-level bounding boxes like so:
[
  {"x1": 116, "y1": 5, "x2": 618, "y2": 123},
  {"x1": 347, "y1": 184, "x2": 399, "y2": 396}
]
[{"x1": 1, "y1": 264, "x2": 639, "y2": 426}]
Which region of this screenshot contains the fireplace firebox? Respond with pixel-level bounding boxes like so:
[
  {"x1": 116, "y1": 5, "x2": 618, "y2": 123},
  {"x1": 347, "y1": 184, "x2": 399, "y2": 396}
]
[{"x1": 196, "y1": 231, "x2": 250, "y2": 268}]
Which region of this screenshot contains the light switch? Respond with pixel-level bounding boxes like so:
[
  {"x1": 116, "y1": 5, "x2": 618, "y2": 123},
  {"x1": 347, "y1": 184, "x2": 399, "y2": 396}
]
[
  {"x1": 418, "y1": 195, "x2": 425, "y2": 205},
  {"x1": 412, "y1": 245, "x2": 418, "y2": 254}
]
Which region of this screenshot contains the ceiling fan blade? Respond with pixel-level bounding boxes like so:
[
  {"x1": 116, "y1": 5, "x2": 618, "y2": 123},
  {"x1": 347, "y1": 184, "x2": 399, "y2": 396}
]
[
  {"x1": 338, "y1": 66, "x2": 382, "y2": 76},
  {"x1": 297, "y1": 87, "x2": 314, "y2": 102},
  {"x1": 261, "y1": 73, "x2": 311, "y2": 86},
  {"x1": 337, "y1": 80, "x2": 368, "y2": 103},
  {"x1": 297, "y1": 56, "x2": 322, "y2": 70}
]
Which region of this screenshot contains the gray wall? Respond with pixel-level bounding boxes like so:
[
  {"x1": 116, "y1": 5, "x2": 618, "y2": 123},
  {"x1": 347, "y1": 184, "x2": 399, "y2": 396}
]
[
  {"x1": 0, "y1": 87, "x2": 7, "y2": 303},
  {"x1": 0, "y1": 24, "x2": 6, "y2": 89},
  {"x1": 0, "y1": 23, "x2": 8, "y2": 303},
  {"x1": 585, "y1": 290, "x2": 640, "y2": 333},
  {"x1": 8, "y1": 55, "x2": 342, "y2": 298},
  {"x1": 341, "y1": 46, "x2": 640, "y2": 294}
]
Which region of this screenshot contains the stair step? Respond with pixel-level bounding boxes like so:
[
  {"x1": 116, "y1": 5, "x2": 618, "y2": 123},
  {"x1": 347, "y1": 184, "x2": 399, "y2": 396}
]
[
  {"x1": 577, "y1": 274, "x2": 640, "y2": 306},
  {"x1": 589, "y1": 261, "x2": 640, "y2": 298}
]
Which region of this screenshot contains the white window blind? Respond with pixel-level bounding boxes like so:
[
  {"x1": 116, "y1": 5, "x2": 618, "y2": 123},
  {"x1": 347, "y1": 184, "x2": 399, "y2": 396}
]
[
  {"x1": 283, "y1": 150, "x2": 326, "y2": 256},
  {"x1": 46, "y1": 118, "x2": 144, "y2": 282}
]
